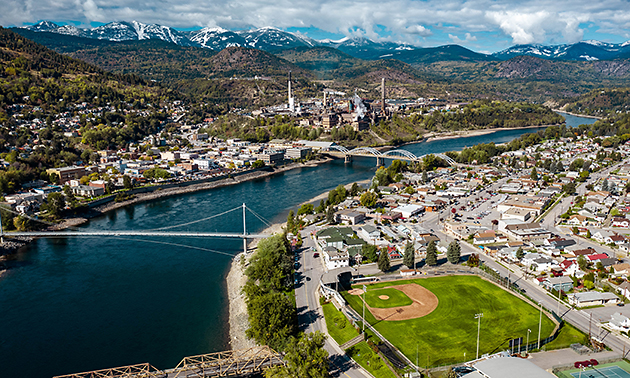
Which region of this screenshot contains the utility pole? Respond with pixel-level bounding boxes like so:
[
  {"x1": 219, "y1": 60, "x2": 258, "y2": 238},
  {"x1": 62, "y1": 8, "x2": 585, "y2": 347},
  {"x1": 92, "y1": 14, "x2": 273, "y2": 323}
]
[
  {"x1": 242, "y1": 203, "x2": 247, "y2": 254},
  {"x1": 537, "y1": 302, "x2": 543, "y2": 349},
  {"x1": 0, "y1": 210, "x2": 3, "y2": 244},
  {"x1": 475, "y1": 313, "x2": 483, "y2": 359}
]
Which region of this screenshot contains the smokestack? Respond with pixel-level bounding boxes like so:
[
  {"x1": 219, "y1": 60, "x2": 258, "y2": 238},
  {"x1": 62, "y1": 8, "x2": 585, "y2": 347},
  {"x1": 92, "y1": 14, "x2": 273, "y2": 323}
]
[{"x1": 381, "y1": 77, "x2": 385, "y2": 115}]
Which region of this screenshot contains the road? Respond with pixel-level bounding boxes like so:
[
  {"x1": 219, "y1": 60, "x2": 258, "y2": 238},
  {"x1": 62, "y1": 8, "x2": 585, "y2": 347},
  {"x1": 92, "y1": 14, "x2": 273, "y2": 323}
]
[{"x1": 295, "y1": 226, "x2": 370, "y2": 378}]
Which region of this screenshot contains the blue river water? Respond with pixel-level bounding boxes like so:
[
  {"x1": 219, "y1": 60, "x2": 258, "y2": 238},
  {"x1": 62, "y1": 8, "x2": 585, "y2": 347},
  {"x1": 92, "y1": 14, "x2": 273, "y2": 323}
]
[{"x1": 0, "y1": 114, "x2": 596, "y2": 377}]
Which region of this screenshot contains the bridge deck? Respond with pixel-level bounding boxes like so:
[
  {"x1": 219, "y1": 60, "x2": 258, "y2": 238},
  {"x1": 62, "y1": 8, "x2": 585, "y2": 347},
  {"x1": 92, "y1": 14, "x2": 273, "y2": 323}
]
[{"x1": 4, "y1": 231, "x2": 270, "y2": 238}]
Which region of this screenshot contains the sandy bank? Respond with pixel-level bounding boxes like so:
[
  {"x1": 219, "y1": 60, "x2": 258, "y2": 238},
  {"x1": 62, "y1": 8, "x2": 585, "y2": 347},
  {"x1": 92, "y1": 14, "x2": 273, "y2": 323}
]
[{"x1": 422, "y1": 125, "x2": 555, "y2": 143}]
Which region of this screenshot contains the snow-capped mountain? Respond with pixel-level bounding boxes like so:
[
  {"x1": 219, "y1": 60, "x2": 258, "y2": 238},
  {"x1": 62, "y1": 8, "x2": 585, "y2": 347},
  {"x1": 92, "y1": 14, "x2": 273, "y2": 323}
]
[
  {"x1": 25, "y1": 20, "x2": 58, "y2": 32},
  {"x1": 236, "y1": 27, "x2": 316, "y2": 50},
  {"x1": 493, "y1": 41, "x2": 630, "y2": 61},
  {"x1": 189, "y1": 27, "x2": 247, "y2": 50}
]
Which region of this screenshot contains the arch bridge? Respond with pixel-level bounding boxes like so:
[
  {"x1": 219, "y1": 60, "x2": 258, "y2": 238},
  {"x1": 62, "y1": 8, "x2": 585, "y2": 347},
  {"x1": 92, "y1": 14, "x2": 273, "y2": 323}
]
[{"x1": 323, "y1": 145, "x2": 456, "y2": 166}]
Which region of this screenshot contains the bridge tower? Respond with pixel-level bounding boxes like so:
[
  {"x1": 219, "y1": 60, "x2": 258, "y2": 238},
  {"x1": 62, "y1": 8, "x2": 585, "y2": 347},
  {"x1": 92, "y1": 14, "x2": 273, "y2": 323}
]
[
  {"x1": 376, "y1": 157, "x2": 384, "y2": 167},
  {"x1": 344, "y1": 154, "x2": 352, "y2": 164},
  {"x1": 242, "y1": 203, "x2": 247, "y2": 254}
]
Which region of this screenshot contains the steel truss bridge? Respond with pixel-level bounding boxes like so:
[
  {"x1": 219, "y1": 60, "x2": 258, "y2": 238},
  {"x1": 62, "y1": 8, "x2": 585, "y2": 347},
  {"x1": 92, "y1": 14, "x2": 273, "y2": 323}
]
[
  {"x1": 53, "y1": 346, "x2": 285, "y2": 378},
  {"x1": 322, "y1": 145, "x2": 457, "y2": 166},
  {"x1": 1, "y1": 203, "x2": 270, "y2": 254}
]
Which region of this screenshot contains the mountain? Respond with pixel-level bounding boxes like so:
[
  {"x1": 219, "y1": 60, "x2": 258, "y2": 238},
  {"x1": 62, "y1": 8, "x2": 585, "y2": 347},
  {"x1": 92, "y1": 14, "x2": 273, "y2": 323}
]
[
  {"x1": 236, "y1": 27, "x2": 316, "y2": 50},
  {"x1": 189, "y1": 27, "x2": 247, "y2": 50},
  {"x1": 319, "y1": 37, "x2": 415, "y2": 60},
  {"x1": 494, "y1": 41, "x2": 630, "y2": 61}
]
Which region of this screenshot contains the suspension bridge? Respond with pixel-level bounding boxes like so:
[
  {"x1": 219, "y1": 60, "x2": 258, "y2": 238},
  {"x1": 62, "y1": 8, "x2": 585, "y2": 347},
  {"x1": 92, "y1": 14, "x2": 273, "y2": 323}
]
[
  {"x1": 322, "y1": 145, "x2": 457, "y2": 166},
  {"x1": 1, "y1": 203, "x2": 272, "y2": 255}
]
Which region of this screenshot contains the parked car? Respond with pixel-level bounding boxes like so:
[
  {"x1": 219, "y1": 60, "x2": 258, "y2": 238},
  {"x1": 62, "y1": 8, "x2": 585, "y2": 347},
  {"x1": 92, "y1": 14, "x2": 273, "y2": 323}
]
[{"x1": 313, "y1": 252, "x2": 319, "y2": 258}]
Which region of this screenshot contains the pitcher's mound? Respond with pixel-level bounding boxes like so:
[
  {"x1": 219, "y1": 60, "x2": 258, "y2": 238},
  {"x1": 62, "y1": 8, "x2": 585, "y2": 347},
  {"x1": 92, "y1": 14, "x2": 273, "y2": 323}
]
[
  {"x1": 349, "y1": 288, "x2": 364, "y2": 295},
  {"x1": 379, "y1": 295, "x2": 390, "y2": 300}
]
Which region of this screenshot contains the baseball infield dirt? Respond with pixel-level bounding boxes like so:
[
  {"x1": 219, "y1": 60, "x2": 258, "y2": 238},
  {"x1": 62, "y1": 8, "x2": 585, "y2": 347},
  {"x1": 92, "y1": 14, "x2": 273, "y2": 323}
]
[{"x1": 351, "y1": 283, "x2": 439, "y2": 321}]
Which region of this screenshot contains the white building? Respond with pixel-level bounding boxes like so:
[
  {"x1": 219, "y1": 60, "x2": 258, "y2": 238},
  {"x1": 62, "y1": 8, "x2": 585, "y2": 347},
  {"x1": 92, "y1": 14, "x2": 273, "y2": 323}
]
[
  {"x1": 392, "y1": 204, "x2": 424, "y2": 219},
  {"x1": 322, "y1": 246, "x2": 350, "y2": 270}
]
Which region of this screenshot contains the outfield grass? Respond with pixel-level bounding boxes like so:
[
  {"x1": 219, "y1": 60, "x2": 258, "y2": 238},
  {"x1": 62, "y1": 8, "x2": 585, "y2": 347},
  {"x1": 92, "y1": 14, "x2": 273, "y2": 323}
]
[
  {"x1": 346, "y1": 341, "x2": 398, "y2": 378},
  {"x1": 322, "y1": 302, "x2": 360, "y2": 345},
  {"x1": 342, "y1": 275, "x2": 556, "y2": 367},
  {"x1": 545, "y1": 323, "x2": 587, "y2": 351},
  {"x1": 365, "y1": 287, "x2": 413, "y2": 308}
]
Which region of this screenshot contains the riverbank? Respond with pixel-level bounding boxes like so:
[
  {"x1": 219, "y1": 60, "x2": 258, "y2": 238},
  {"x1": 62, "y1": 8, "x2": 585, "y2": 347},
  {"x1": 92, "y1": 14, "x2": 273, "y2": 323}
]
[
  {"x1": 554, "y1": 109, "x2": 603, "y2": 120},
  {"x1": 227, "y1": 221, "x2": 284, "y2": 350},
  {"x1": 226, "y1": 179, "x2": 370, "y2": 350},
  {"x1": 422, "y1": 124, "x2": 558, "y2": 143}
]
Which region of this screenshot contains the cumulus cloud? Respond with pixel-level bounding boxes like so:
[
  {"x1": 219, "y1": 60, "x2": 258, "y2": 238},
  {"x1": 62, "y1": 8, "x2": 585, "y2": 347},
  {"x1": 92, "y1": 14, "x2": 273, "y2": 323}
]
[
  {"x1": 2, "y1": 0, "x2": 630, "y2": 48},
  {"x1": 449, "y1": 32, "x2": 477, "y2": 43}
]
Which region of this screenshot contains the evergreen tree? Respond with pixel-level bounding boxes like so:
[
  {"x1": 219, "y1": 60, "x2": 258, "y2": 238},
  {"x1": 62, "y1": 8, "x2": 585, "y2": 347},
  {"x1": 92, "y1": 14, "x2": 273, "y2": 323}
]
[
  {"x1": 264, "y1": 332, "x2": 329, "y2": 378},
  {"x1": 378, "y1": 248, "x2": 390, "y2": 272},
  {"x1": 326, "y1": 206, "x2": 335, "y2": 224},
  {"x1": 287, "y1": 210, "x2": 295, "y2": 233},
  {"x1": 422, "y1": 170, "x2": 428, "y2": 184},
  {"x1": 602, "y1": 179, "x2": 609, "y2": 192},
  {"x1": 447, "y1": 240, "x2": 461, "y2": 264},
  {"x1": 403, "y1": 242, "x2": 415, "y2": 269},
  {"x1": 350, "y1": 182, "x2": 360, "y2": 196},
  {"x1": 516, "y1": 247, "x2": 524, "y2": 260},
  {"x1": 530, "y1": 167, "x2": 538, "y2": 181},
  {"x1": 425, "y1": 240, "x2": 438, "y2": 266}
]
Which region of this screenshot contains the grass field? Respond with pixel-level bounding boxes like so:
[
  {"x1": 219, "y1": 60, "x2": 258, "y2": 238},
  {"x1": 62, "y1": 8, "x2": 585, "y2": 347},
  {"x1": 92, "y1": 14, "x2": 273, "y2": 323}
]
[
  {"x1": 346, "y1": 341, "x2": 398, "y2": 378},
  {"x1": 342, "y1": 275, "x2": 557, "y2": 367},
  {"x1": 544, "y1": 323, "x2": 587, "y2": 351},
  {"x1": 322, "y1": 302, "x2": 360, "y2": 345},
  {"x1": 364, "y1": 287, "x2": 413, "y2": 308}
]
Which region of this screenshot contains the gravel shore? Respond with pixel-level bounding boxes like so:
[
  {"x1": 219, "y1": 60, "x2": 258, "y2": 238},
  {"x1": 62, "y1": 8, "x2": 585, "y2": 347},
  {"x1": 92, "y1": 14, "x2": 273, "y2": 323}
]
[{"x1": 227, "y1": 222, "x2": 285, "y2": 350}]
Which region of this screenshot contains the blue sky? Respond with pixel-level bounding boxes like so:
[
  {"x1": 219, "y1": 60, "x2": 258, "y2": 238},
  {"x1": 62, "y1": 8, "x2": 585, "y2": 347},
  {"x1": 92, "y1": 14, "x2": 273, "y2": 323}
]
[{"x1": 7, "y1": 0, "x2": 630, "y2": 53}]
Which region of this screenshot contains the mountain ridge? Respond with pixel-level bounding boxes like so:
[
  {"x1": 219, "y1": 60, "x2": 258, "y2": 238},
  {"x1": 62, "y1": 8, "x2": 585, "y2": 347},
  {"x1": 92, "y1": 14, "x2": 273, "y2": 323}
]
[{"x1": 21, "y1": 20, "x2": 630, "y2": 62}]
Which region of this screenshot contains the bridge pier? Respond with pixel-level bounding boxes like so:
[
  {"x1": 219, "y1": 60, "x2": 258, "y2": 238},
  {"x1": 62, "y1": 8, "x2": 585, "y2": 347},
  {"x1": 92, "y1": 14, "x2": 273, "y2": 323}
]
[
  {"x1": 376, "y1": 157, "x2": 384, "y2": 167},
  {"x1": 344, "y1": 154, "x2": 352, "y2": 164}
]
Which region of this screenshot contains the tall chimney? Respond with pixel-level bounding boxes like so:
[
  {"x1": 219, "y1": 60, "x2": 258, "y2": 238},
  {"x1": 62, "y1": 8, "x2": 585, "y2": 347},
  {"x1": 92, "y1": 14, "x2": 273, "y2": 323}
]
[
  {"x1": 381, "y1": 77, "x2": 386, "y2": 115},
  {"x1": 288, "y1": 71, "x2": 294, "y2": 111}
]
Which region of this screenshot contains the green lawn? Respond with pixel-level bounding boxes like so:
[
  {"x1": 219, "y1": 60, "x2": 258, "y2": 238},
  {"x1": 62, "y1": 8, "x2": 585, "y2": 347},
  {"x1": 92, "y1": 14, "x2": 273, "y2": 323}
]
[
  {"x1": 346, "y1": 341, "x2": 398, "y2": 378},
  {"x1": 365, "y1": 287, "x2": 413, "y2": 308},
  {"x1": 544, "y1": 323, "x2": 587, "y2": 351},
  {"x1": 342, "y1": 275, "x2": 556, "y2": 367},
  {"x1": 322, "y1": 302, "x2": 360, "y2": 345}
]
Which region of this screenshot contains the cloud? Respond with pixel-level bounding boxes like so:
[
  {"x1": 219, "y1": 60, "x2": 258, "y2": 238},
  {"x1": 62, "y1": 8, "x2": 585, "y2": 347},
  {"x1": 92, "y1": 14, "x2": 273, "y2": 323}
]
[
  {"x1": 449, "y1": 32, "x2": 477, "y2": 43},
  {"x1": 3, "y1": 0, "x2": 630, "y2": 50}
]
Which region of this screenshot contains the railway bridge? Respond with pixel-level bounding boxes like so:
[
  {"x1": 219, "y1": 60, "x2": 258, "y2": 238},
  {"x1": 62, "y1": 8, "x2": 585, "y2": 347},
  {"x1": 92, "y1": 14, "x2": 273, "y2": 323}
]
[
  {"x1": 322, "y1": 146, "x2": 457, "y2": 166},
  {"x1": 53, "y1": 346, "x2": 285, "y2": 378}
]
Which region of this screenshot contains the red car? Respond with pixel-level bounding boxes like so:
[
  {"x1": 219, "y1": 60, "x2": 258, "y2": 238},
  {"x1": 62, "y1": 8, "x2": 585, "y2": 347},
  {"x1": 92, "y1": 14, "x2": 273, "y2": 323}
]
[{"x1": 313, "y1": 252, "x2": 319, "y2": 258}]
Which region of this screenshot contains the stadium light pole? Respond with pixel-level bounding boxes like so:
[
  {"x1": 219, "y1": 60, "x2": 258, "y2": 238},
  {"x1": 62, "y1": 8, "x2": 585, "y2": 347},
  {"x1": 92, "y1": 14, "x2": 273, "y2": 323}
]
[
  {"x1": 537, "y1": 302, "x2": 543, "y2": 350},
  {"x1": 475, "y1": 313, "x2": 483, "y2": 359},
  {"x1": 526, "y1": 329, "x2": 531, "y2": 356},
  {"x1": 362, "y1": 285, "x2": 367, "y2": 334}
]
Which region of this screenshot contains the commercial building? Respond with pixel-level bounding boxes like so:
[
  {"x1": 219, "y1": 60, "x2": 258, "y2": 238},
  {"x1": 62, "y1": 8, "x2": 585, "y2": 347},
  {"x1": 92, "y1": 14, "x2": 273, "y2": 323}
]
[
  {"x1": 46, "y1": 166, "x2": 86, "y2": 184},
  {"x1": 256, "y1": 151, "x2": 284, "y2": 165}
]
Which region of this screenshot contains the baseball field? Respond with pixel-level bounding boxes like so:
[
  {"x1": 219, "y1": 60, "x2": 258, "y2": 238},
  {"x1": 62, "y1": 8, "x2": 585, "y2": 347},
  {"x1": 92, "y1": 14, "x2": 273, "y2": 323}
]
[{"x1": 342, "y1": 275, "x2": 557, "y2": 367}]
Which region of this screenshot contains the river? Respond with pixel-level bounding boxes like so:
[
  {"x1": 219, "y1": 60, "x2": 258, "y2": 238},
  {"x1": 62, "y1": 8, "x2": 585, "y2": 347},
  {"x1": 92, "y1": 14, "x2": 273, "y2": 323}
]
[{"x1": 0, "y1": 115, "x2": 596, "y2": 378}]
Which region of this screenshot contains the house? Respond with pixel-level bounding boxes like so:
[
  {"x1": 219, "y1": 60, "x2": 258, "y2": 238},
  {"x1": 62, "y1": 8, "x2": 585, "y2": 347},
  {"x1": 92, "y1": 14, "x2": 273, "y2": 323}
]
[
  {"x1": 567, "y1": 291, "x2": 620, "y2": 307},
  {"x1": 618, "y1": 281, "x2": 630, "y2": 300},
  {"x1": 322, "y1": 246, "x2": 350, "y2": 270},
  {"x1": 359, "y1": 225, "x2": 380, "y2": 243},
  {"x1": 587, "y1": 253, "x2": 609, "y2": 263},
  {"x1": 612, "y1": 217, "x2": 630, "y2": 228},
  {"x1": 560, "y1": 260, "x2": 581, "y2": 276},
  {"x1": 542, "y1": 276, "x2": 574, "y2": 292},
  {"x1": 568, "y1": 214, "x2": 588, "y2": 226},
  {"x1": 71, "y1": 185, "x2": 104, "y2": 197},
  {"x1": 613, "y1": 263, "x2": 630, "y2": 278},
  {"x1": 593, "y1": 230, "x2": 616, "y2": 244},
  {"x1": 335, "y1": 209, "x2": 365, "y2": 225},
  {"x1": 609, "y1": 313, "x2": 630, "y2": 331},
  {"x1": 474, "y1": 230, "x2": 497, "y2": 245}
]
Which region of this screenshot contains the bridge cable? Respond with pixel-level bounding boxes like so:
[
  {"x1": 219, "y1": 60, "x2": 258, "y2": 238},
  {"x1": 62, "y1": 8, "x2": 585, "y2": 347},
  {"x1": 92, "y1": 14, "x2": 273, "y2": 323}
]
[
  {"x1": 110, "y1": 236, "x2": 240, "y2": 258},
  {"x1": 147, "y1": 205, "x2": 243, "y2": 231},
  {"x1": 245, "y1": 206, "x2": 272, "y2": 228}
]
